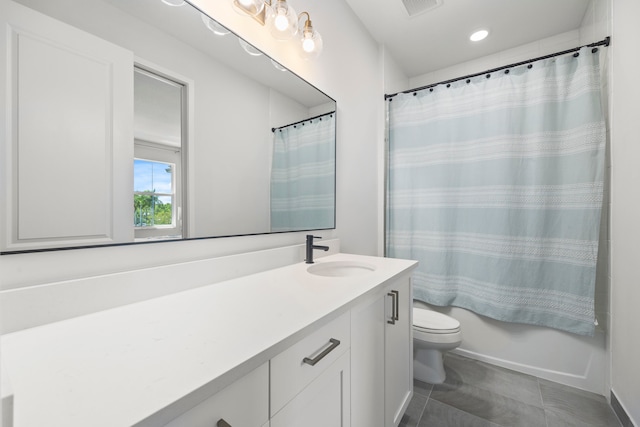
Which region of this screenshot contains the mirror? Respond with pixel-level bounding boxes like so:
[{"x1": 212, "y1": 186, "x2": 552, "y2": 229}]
[{"x1": 0, "y1": 0, "x2": 336, "y2": 253}]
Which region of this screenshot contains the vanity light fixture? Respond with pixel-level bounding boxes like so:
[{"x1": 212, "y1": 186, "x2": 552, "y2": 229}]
[
  {"x1": 299, "y1": 12, "x2": 322, "y2": 59},
  {"x1": 232, "y1": 0, "x2": 323, "y2": 59},
  {"x1": 469, "y1": 29, "x2": 489, "y2": 42}
]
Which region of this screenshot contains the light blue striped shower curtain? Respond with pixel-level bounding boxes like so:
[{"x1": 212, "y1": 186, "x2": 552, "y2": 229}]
[
  {"x1": 387, "y1": 47, "x2": 605, "y2": 336},
  {"x1": 271, "y1": 113, "x2": 335, "y2": 231}
]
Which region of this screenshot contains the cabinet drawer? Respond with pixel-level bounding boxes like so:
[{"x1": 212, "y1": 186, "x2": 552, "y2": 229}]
[
  {"x1": 164, "y1": 362, "x2": 268, "y2": 427},
  {"x1": 270, "y1": 311, "x2": 351, "y2": 415}
]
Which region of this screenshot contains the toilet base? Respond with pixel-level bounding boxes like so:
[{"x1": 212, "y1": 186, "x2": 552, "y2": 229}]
[{"x1": 414, "y1": 348, "x2": 446, "y2": 384}]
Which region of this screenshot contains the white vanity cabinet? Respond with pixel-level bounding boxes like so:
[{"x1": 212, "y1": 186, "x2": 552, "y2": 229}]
[
  {"x1": 271, "y1": 311, "x2": 351, "y2": 427},
  {"x1": 163, "y1": 362, "x2": 269, "y2": 427},
  {"x1": 271, "y1": 352, "x2": 351, "y2": 427},
  {"x1": 0, "y1": 253, "x2": 417, "y2": 427},
  {"x1": 384, "y1": 275, "x2": 413, "y2": 427},
  {"x1": 351, "y1": 272, "x2": 413, "y2": 427}
]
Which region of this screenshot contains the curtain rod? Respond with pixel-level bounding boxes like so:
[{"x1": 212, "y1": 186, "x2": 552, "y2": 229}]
[
  {"x1": 271, "y1": 111, "x2": 336, "y2": 132},
  {"x1": 384, "y1": 36, "x2": 611, "y2": 100}
]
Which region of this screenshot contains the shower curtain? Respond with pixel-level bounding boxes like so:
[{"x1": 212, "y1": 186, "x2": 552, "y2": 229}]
[
  {"x1": 386, "y1": 47, "x2": 606, "y2": 336},
  {"x1": 271, "y1": 113, "x2": 335, "y2": 231}
]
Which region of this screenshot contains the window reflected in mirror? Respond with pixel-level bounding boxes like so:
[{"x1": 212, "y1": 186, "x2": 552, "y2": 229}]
[{"x1": 133, "y1": 67, "x2": 184, "y2": 240}]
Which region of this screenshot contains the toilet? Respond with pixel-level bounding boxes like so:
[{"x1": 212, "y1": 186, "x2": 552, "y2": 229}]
[{"x1": 413, "y1": 307, "x2": 462, "y2": 384}]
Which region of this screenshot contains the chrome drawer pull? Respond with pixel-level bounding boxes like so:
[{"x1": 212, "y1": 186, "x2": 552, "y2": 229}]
[
  {"x1": 392, "y1": 290, "x2": 400, "y2": 322},
  {"x1": 387, "y1": 290, "x2": 399, "y2": 324},
  {"x1": 302, "y1": 338, "x2": 341, "y2": 366},
  {"x1": 217, "y1": 419, "x2": 231, "y2": 427}
]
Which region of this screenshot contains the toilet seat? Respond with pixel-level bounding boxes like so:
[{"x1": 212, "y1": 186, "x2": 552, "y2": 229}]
[{"x1": 413, "y1": 308, "x2": 460, "y2": 334}]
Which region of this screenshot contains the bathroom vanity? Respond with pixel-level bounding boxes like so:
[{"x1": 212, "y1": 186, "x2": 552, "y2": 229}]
[{"x1": 1, "y1": 253, "x2": 417, "y2": 427}]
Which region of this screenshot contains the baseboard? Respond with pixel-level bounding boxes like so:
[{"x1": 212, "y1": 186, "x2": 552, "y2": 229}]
[
  {"x1": 611, "y1": 390, "x2": 636, "y2": 427},
  {"x1": 452, "y1": 348, "x2": 600, "y2": 394}
]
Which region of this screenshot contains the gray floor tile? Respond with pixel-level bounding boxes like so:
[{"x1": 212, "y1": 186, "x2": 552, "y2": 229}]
[
  {"x1": 399, "y1": 393, "x2": 428, "y2": 427},
  {"x1": 414, "y1": 378, "x2": 433, "y2": 398},
  {"x1": 406, "y1": 354, "x2": 622, "y2": 427},
  {"x1": 540, "y1": 379, "x2": 622, "y2": 427},
  {"x1": 430, "y1": 379, "x2": 547, "y2": 427},
  {"x1": 443, "y1": 353, "x2": 543, "y2": 407},
  {"x1": 545, "y1": 407, "x2": 623, "y2": 427},
  {"x1": 418, "y1": 399, "x2": 502, "y2": 427}
]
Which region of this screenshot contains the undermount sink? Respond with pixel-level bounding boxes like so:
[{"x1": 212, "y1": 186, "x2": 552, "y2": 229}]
[{"x1": 307, "y1": 261, "x2": 376, "y2": 277}]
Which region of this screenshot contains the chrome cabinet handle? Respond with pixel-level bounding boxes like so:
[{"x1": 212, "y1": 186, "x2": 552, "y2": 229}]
[
  {"x1": 387, "y1": 290, "x2": 399, "y2": 324},
  {"x1": 217, "y1": 419, "x2": 231, "y2": 427},
  {"x1": 302, "y1": 338, "x2": 341, "y2": 366},
  {"x1": 392, "y1": 290, "x2": 400, "y2": 322}
]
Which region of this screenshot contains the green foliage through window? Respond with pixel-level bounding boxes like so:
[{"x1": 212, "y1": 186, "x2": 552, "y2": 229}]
[{"x1": 134, "y1": 159, "x2": 174, "y2": 227}]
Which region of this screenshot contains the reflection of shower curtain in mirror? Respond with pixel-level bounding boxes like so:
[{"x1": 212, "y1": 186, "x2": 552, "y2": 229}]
[
  {"x1": 271, "y1": 113, "x2": 335, "y2": 232},
  {"x1": 387, "y1": 47, "x2": 606, "y2": 336}
]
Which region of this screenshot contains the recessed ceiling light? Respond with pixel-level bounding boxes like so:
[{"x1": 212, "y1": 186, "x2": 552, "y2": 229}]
[{"x1": 470, "y1": 29, "x2": 489, "y2": 42}]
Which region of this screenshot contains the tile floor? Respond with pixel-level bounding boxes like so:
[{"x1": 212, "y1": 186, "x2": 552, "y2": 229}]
[{"x1": 400, "y1": 353, "x2": 623, "y2": 427}]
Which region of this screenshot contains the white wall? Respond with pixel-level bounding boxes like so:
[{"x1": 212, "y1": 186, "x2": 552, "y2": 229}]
[
  {"x1": 398, "y1": 25, "x2": 613, "y2": 395},
  {"x1": 610, "y1": 0, "x2": 640, "y2": 423}
]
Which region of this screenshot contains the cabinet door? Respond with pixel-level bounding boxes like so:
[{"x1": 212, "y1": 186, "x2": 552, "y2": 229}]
[
  {"x1": 271, "y1": 351, "x2": 350, "y2": 427},
  {"x1": 350, "y1": 294, "x2": 385, "y2": 427},
  {"x1": 385, "y1": 277, "x2": 413, "y2": 427}
]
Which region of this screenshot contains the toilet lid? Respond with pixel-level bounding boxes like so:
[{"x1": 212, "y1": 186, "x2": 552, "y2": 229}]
[{"x1": 413, "y1": 308, "x2": 460, "y2": 333}]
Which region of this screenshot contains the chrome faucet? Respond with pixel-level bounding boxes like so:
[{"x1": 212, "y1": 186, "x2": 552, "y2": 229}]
[{"x1": 305, "y1": 235, "x2": 329, "y2": 264}]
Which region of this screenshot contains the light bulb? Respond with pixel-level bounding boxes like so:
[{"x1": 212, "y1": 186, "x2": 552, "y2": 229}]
[
  {"x1": 266, "y1": 1, "x2": 297, "y2": 40},
  {"x1": 275, "y1": 13, "x2": 289, "y2": 31},
  {"x1": 302, "y1": 37, "x2": 315, "y2": 53}
]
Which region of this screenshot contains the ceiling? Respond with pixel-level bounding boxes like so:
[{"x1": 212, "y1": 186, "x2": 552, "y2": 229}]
[{"x1": 344, "y1": 0, "x2": 591, "y2": 78}]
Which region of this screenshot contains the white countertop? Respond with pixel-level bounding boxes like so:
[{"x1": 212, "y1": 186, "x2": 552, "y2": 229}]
[{"x1": 1, "y1": 253, "x2": 417, "y2": 427}]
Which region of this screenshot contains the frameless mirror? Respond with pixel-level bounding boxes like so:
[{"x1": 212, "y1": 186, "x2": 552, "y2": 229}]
[{"x1": 0, "y1": 0, "x2": 336, "y2": 253}]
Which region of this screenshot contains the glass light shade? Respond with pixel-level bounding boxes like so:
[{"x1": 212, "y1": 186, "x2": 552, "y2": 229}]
[
  {"x1": 300, "y1": 27, "x2": 323, "y2": 60},
  {"x1": 238, "y1": 38, "x2": 263, "y2": 56},
  {"x1": 161, "y1": 0, "x2": 186, "y2": 6},
  {"x1": 201, "y1": 14, "x2": 230, "y2": 36},
  {"x1": 271, "y1": 59, "x2": 288, "y2": 71},
  {"x1": 232, "y1": 0, "x2": 264, "y2": 18},
  {"x1": 266, "y1": 1, "x2": 298, "y2": 40}
]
